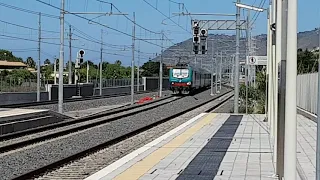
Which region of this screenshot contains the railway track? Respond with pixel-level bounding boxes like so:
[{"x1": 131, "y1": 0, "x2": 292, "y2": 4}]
[
  {"x1": 0, "y1": 90, "x2": 154, "y2": 108},
  {"x1": 0, "y1": 94, "x2": 178, "y2": 153},
  {"x1": 0, "y1": 87, "x2": 233, "y2": 180}
]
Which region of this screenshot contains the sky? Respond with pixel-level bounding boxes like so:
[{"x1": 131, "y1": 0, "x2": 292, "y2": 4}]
[{"x1": 0, "y1": 0, "x2": 319, "y2": 67}]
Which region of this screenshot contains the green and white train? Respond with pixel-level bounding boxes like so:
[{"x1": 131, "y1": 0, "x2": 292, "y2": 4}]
[{"x1": 168, "y1": 63, "x2": 215, "y2": 94}]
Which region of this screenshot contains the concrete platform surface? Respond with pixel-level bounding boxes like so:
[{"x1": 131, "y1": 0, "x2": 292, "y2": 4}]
[
  {"x1": 0, "y1": 108, "x2": 48, "y2": 123},
  {"x1": 0, "y1": 108, "x2": 47, "y2": 118},
  {"x1": 64, "y1": 103, "x2": 130, "y2": 118},
  {"x1": 85, "y1": 113, "x2": 277, "y2": 180}
]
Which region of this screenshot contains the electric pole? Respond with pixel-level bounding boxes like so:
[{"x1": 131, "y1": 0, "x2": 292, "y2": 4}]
[
  {"x1": 283, "y1": 0, "x2": 297, "y2": 178},
  {"x1": 37, "y1": 12, "x2": 41, "y2": 102},
  {"x1": 234, "y1": 0, "x2": 241, "y2": 113},
  {"x1": 131, "y1": 12, "x2": 135, "y2": 105},
  {"x1": 137, "y1": 49, "x2": 140, "y2": 92},
  {"x1": 210, "y1": 40, "x2": 214, "y2": 96},
  {"x1": 219, "y1": 51, "x2": 222, "y2": 91},
  {"x1": 100, "y1": 29, "x2": 103, "y2": 96},
  {"x1": 215, "y1": 52, "x2": 219, "y2": 93},
  {"x1": 69, "y1": 25, "x2": 72, "y2": 84},
  {"x1": 159, "y1": 31, "x2": 164, "y2": 98},
  {"x1": 245, "y1": 10, "x2": 250, "y2": 114},
  {"x1": 58, "y1": 0, "x2": 65, "y2": 113}
]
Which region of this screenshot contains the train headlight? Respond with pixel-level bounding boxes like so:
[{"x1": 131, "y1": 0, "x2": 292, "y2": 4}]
[
  {"x1": 172, "y1": 82, "x2": 174, "y2": 84},
  {"x1": 187, "y1": 82, "x2": 191, "y2": 85}
]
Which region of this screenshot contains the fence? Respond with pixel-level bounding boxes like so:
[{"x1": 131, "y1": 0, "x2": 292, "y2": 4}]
[
  {"x1": 91, "y1": 78, "x2": 141, "y2": 88},
  {"x1": 297, "y1": 73, "x2": 318, "y2": 114},
  {"x1": 0, "y1": 78, "x2": 46, "y2": 93}
]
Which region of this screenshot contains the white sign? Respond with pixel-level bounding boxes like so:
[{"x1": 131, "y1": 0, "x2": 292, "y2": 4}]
[{"x1": 246, "y1": 56, "x2": 267, "y2": 66}]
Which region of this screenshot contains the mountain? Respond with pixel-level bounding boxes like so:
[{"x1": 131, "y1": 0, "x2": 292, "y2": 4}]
[{"x1": 152, "y1": 28, "x2": 320, "y2": 69}]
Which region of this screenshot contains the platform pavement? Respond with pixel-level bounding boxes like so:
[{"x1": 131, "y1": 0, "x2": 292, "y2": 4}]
[{"x1": 85, "y1": 113, "x2": 285, "y2": 180}]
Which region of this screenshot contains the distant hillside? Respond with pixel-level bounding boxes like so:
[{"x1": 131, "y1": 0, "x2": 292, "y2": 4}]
[{"x1": 152, "y1": 28, "x2": 320, "y2": 68}]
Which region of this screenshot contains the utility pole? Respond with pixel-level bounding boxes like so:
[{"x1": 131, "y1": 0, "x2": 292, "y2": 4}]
[
  {"x1": 219, "y1": 51, "x2": 222, "y2": 91},
  {"x1": 68, "y1": 25, "x2": 72, "y2": 84},
  {"x1": 86, "y1": 61, "x2": 89, "y2": 83},
  {"x1": 210, "y1": 40, "x2": 214, "y2": 96},
  {"x1": 131, "y1": 12, "x2": 135, "y2": 105},
  {"x1": 37, "y1": 12, "x2": 41, "y2": 102},
  {"x1": 54, "y1": 57, "x2": 57, "y2": 85},
  {"x1": 283, "y1": 0, "x2": 297, "y2": 179},
  {"x1": 58, "y1": 0, "x2": 65, "y2": 113},
  {"x1": 234, "y1": 0, "x2": 241, "y2": 113},
  {"x1": 100, "y1": 29, "x2": 103, "y2": 96},
  {"x1": 159, "y1": 31, "x2": 164, "y2": 98},
  {"x1": 245, "y1": 10, "x2": 250, "y2": 114},
  {"x1": 273, "y1": 0, "x2": 282, "y2": 171},
  {"x1": 137, "y1": 49, "x2": 140, "y2": 92},
  {"x1": 215, "y1": 52, "x2": 219, "y2": 93},
  {"x1": 276, "y1": 0, "x2": 287, "y2": 178}
]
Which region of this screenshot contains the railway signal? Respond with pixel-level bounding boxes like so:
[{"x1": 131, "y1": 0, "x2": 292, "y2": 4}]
[
  {"x1": 200, "y1": 28, "x2": 208, "y2": 54},
  {"x1": 192, "y1": 20, "x2": 200, "y2": 54},
  {"x1": 75, "y1": 49, "x2": 85, "y2": 69},
  {"x1": 79, "y1": 49, "x2": 85, "y2": 63}
]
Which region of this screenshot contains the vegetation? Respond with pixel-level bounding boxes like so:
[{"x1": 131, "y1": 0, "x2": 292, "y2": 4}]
[
  {"x1": 141, "y1": 60, "x2": 169, "y2": 77},
  {"x1": 297, "y1": 48, "x2": 319, "y2": 74},
  {"x1": 0, "y1": 49, "x2": 168, "y2": 83},
  {"x1": 239, "y1": 71, "x2": 266, "y2": 114}
]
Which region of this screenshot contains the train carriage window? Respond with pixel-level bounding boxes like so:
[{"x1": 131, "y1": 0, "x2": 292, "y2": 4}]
[{"x1": 172, "y1": 68, "x2": 189, "y2": 78}]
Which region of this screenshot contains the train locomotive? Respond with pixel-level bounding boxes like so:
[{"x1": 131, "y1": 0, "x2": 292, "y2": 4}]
[{"x1": 169, "y1": 63, "x2": 213, "y2": 94}]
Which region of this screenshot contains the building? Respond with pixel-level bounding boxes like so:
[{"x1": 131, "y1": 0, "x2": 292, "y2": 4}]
[{"x1": 0, "y1": 60, "x2": 27, "y2": 71}]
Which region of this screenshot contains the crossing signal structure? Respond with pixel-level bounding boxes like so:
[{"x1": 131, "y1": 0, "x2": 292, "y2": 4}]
[{"x1": 75, "y1": 49, "x2": 85, "y2": 69}]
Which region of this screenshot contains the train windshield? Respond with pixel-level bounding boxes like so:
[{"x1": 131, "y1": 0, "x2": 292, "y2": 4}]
[{"x1": 172, "y1": 68, "x2": 189, "y2": 78}]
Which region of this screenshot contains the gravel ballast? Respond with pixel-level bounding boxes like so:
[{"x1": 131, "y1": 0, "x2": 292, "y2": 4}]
[
  {"x1": 0, "y1": 88, "x2": 229, "y2": 180},
  {"x1": 27, "y1": 91, "x2": 171, "y2": 112}
]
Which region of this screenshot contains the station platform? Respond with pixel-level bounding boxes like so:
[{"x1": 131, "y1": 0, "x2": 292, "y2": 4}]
[
  {"x1": 0, "y1": 108, "x2": 48, "y2": 122},
  {"x1": 85, "y1": 113, "x2": 277, "y2": 180},
  {"x1": 64, "y1": 103, "x2": 131, "y2": 118}
]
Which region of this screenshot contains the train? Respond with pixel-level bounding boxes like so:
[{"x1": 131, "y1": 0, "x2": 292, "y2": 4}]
[{"x1": 168, "y1": 63, "x2": 214, "y2": 94}]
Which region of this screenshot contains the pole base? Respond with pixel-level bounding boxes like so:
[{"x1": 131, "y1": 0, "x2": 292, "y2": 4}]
[{"x1": 72, "y1": 96, "x2": 82, "y2": 98}]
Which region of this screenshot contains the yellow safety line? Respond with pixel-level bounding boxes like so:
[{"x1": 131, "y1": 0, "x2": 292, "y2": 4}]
[{"x1": 113, "y1": 113, "x2": 217, "y2": 180}]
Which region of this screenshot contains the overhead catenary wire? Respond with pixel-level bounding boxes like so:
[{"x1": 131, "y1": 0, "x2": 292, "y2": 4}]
[
  {"x1": 35, "y1": 0, "x2": 166, "y2": 49},
  {"x1": 0, "y1": 2, "x2": 59, "y2": 19},
  {"x1": 0, "y1": 34, "x2": 150, "y2": 59},
  {"x1": 0, "y1": 19, "x2": 60, "y2": 34},
  {"x1": 142, "y1": 0, "x2": 191, "y2": 34}
]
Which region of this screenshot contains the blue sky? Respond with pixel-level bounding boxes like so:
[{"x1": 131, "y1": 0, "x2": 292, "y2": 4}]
[{"x1": 0, "y1": 0, "x2": 318, "y2": 66}]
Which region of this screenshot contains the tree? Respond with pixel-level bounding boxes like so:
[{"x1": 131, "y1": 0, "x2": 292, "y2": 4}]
[
  {"x1": 7, "y1": 69, "x2": 36, "y2": 80},
  {"x1": 297, "y1": 49, "x2": 318, "y2": 74},
  {"x1": 141, "y1": 61, "x2": 168, "y2": 77},
  {"x1": 26, "y1": 57, "x2": 36, "y2": 68},
  {"x1": 115, "y1": 60, "x2": 122, "y2": 65},
  {"x1": 44, "y1": 59, "x2": 51, "y2": 65},
  {"x1": 0, "y1": 49, "x2": 24, "y2": 62}
]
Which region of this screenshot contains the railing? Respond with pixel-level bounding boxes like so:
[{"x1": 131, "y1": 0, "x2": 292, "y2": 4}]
[
  {"x1": 91, "y1": 78, "x2": 141, "y2": 88},
  {"x1": 0, "y1": 78, "x2": 46, "y2": 93},
  {"x1": 297, "y1": 73, "x2": 318, "y2": 114}
]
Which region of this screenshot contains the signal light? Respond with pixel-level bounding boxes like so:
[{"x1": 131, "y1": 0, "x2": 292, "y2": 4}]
[
  {"x1": 200, "y1": 29, "x2": 208, "y2": 37},
  {"x1": 79, "y1": 49, "x2": 85, "y2": 57},
  {"x1": 194, "y1": 28, "x2": 199, "y2": 35},
  {"x1": 193, "y1": 21, "x2": 199, "y2": 28},
  {"x1": 193, "y1": 36, "x2": 199, "y2": 43}
]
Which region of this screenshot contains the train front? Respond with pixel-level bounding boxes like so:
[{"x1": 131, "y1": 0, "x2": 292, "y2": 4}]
[{"x1": 169, "y1": 66, "x2": 192, "y2": 94}]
